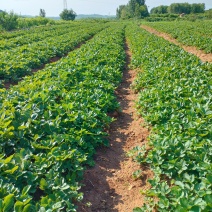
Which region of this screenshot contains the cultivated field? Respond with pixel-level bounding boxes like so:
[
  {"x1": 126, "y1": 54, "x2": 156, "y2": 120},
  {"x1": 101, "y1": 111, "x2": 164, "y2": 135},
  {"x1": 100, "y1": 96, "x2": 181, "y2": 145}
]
[{"x1": 0, "y1": 20, "x2": 211, "y2": 211}]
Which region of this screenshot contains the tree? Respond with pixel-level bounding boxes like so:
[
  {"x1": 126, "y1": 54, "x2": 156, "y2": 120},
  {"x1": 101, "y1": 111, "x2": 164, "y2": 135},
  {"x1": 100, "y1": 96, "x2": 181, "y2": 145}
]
[
  {"x1": 191, "y1": 3, "x2": 205, "y2": 13},
  {"x1": 60, "y1": 9, "x2": 76, "y2": 21},
  {"x1": 151, "y1": 5, "x2": 168, "y2": 14},
  {"x1": 140, "y1": 5, "x2": 149, "y2": 17},
  {"x1": 168, "y1": 3, "x2": 191, "y2": 14},
  {"x1": 39, "y1": 9, "x2": 46, "y2": 17},
  {"x1": 117, "y1": 0, "x2": 148, "y2": 19},
  {"x1": 120, "y1": 6, "x2": 131, "y2": 19},
  {"x1": 0, "y1": 11, "x2": 18, "y2": 30},
  {"x1": 205, "y1": 9, "x2": 212, "y2": 19},
  {"x1": 116, "y1": 5, "x2": 126, "y2": 19}
]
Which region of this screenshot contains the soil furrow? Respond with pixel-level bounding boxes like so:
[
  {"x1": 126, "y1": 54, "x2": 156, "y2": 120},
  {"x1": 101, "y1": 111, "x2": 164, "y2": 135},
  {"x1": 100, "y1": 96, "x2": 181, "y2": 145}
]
[
  {"x1": 141, "y1": 25, "x2": 212, "y2": 63},
  {"x1": 76, "y1": 42, "x2": 152, "y2": 212}
]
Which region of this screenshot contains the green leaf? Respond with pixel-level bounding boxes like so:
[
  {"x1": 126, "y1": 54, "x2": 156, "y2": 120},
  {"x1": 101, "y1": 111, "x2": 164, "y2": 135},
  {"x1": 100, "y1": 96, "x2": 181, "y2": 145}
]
[
  {"x1": 190, "y1": 206, "x2": 201, "y2": 212},
  {"x1": 22, "y1": 204, "x2": 36, "y2": 212},
  {"x1": 133, "y1": 208, "x2": 143, "y2": 212},
  {"x1": 175, "y1": 181, "x2": 184, "y2": 188},
  {"x1": 52, "y1": 202, "x2": 62, "y2": 210},
  {"x1": 4, "y1": 166, "x2": 19, "y2": 174},
  {"x1": 3, "y1": 194, "x2": 14, "y2": 212},
  {"x1": 205, "y1": 194, "x2": 212, "y2": 204},
  {"x1": 40, "y1": 178, "x2": 47, "y2": 191},
  {"x1": 180, "y1": 198, "x2": 189, "y2": 208},
  {"x1": 4, "y1": 155, "x2": 13, "y2": 164},
  {"x1": 206, "y1": 174, "x2": 212, "y2": 184},
  {"x1": 14, "y1": 201, "x2": 24, "y2": 212},
  {"x1": 22, "y1": 185, "x2": 31, "y2": 196},
  {"x1": 18, "y1": 125, "x2": 27, "y2": 130},
  {"x1": 0, "y1": 199, "x2": 3, "y2": 211}
]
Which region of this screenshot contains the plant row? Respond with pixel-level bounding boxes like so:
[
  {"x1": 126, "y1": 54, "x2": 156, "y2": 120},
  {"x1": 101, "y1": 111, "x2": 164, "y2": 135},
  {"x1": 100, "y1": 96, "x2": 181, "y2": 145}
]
[
  {"x1": 0, "y1": 22, "x2": 72, "y2": 40},
  {"x1": 0, "y1": 23, "x2": 126, "y2": 211},
  {"x1": 0, "y1": 24, "x2": 78, "y2": 50},
  {"x1": 126, "y1": 24, "x2": 212, "y2": 211},
  {"x1": 0, "y1": 23, "x2": 106, "y2": 82},
  {"x1": 143, "y1": 20, "x2": 212, "y2": 53}
]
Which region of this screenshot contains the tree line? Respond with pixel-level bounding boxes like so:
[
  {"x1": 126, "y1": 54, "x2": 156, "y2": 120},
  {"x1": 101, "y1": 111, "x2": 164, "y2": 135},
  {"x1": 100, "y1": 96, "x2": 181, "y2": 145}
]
[
  {"x1": 0, "y1": 8, "x2": 77, "y2": 31},
  {"x1": 116, "y1": 1, "x2": 206, "y2": 19},
  {"x1": 150, "y1": 3, "x2": 205, "y2": 15}
]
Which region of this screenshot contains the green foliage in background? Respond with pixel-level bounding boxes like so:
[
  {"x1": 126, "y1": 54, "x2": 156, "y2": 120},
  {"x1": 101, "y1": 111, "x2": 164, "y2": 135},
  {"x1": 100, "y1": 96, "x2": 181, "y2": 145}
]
[
  {"x1": 116, "y1": 0, "x2": 149, "y2": 19},
  {"x1": 0, "y1": 11, "x2": 18, "y2": 31},
  {"x1": 60, "y1": 9, "x2": 77, "y2": 21}
]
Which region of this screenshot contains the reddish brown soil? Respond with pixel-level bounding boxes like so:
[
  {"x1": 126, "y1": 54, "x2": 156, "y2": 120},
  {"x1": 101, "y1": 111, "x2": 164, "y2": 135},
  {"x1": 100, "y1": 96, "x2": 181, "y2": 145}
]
[
  {"x1": 76, "y1": 44, "x2": 153, "y2": 212},
  {"x1": 141, "y1": 25, "x2": 212, "y2": 63}
]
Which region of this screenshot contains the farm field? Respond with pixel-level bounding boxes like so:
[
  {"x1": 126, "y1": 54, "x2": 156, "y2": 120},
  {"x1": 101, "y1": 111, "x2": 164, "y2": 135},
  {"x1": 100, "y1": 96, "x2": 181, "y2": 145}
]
[
  {"x1": 0, "y1": 20, "x2": 211, "y2": 211},
  {"x1": 143, "y1": 20, "x2": 212, "y2": 53},
  {"x1": 0, "y1": 22, "x2": 106, "y2": 82},
  {"x1": 126, "y1": 23, "x2": 212, "y2": 211}
]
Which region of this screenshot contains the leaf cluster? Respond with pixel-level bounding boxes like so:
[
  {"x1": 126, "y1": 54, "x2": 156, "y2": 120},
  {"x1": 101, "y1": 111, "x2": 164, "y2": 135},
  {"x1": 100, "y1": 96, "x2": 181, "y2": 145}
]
[
  {"x1": 126, "y1": 23, "x2": 212, "y2": 211},
  {"x1": 145, "y1": 20, "x2": 212, "y2": 53},
  {"x1": 0, "y1": 23, "x2": 126, "y2": 211},
  {"x1": 0, "y1": 22, "x2": 105, "y2": 82}
]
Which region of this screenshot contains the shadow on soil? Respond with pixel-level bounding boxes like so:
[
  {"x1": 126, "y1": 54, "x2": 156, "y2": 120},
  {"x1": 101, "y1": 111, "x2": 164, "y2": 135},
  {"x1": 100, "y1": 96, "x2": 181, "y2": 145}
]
[{"x1": 76, "y1": 52, "x2": 135, "y2": 211}]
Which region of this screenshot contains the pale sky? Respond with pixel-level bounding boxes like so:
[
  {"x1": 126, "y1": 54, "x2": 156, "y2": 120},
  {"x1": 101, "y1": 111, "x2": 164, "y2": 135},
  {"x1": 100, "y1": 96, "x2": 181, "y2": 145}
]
[{"x1": 1, "y1": 0, "x2": 211, "y2": 16}]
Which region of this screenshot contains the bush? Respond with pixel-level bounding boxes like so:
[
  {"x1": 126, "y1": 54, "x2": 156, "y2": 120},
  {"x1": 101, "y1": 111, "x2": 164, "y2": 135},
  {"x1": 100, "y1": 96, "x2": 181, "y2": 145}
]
[
  {"x1": 17, "y1": 17, "x2": 56, "y2": 28},
  {"x1": 60, "y1": 9, "x2": 77, "y2": 21}
]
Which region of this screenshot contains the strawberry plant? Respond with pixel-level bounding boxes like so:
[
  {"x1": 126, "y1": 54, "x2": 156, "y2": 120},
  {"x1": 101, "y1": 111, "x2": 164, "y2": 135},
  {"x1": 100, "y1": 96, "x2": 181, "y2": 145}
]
[
  {"x1": 126, "y1": 24, "x2": 212, "y2": 211},
  {"x1": 0, "y1": 22, "x2": 106, "y2": 82},
  {"x1": 143, "y1": 20, "x2": 212, "y2": 53},
  {"x1": 0, "y1": 23, "x2": 126, "y2": 211}
]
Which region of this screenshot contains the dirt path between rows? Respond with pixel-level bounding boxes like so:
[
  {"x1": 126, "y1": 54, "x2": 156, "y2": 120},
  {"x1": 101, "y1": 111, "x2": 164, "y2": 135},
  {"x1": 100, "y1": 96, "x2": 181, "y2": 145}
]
[
  {"x1": 141, "y1": 25, "x2": 212, "y2": 63},
  {"x1": 76, "y1": 43, "x2": 153, "y2": 212}
]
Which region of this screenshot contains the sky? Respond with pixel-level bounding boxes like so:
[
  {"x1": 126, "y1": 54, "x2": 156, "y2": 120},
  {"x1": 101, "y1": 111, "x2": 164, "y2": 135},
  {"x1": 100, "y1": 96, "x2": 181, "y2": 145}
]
[{"x1": 1, "y1": 0, "x2": 212, "y2": 16}]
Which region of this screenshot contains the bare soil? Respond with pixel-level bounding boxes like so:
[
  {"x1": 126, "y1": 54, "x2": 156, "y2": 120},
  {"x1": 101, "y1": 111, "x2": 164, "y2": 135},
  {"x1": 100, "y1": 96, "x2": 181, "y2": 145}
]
[
  {"x1": 141, "y1": 25, "x2": 212, "y2": 63},
  {"x1": 76, "y1": 43, "x2": 153, "y2": 212}
]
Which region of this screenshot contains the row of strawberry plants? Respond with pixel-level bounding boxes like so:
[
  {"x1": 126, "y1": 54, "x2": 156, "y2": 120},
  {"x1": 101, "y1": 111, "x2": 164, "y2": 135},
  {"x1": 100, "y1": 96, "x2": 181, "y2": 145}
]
[
  {"x1": 0, "y1": 24, "x2": 78, "y2": 50},
  {"x1": 0, "y1": 22, "x2": 76, "y2": 40},
  {"x1": 0, "y1": 23, "x2": 126, "y2": 211},
  {"x1": 126, "y1": 24, "x2": 212, "y2": 211},
  {"x1": 143, "y1": 20, "x2": 212, "y2": 53},
  {"x1": 0, "y1": 23, "x2": 105, "y2": 82}
]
